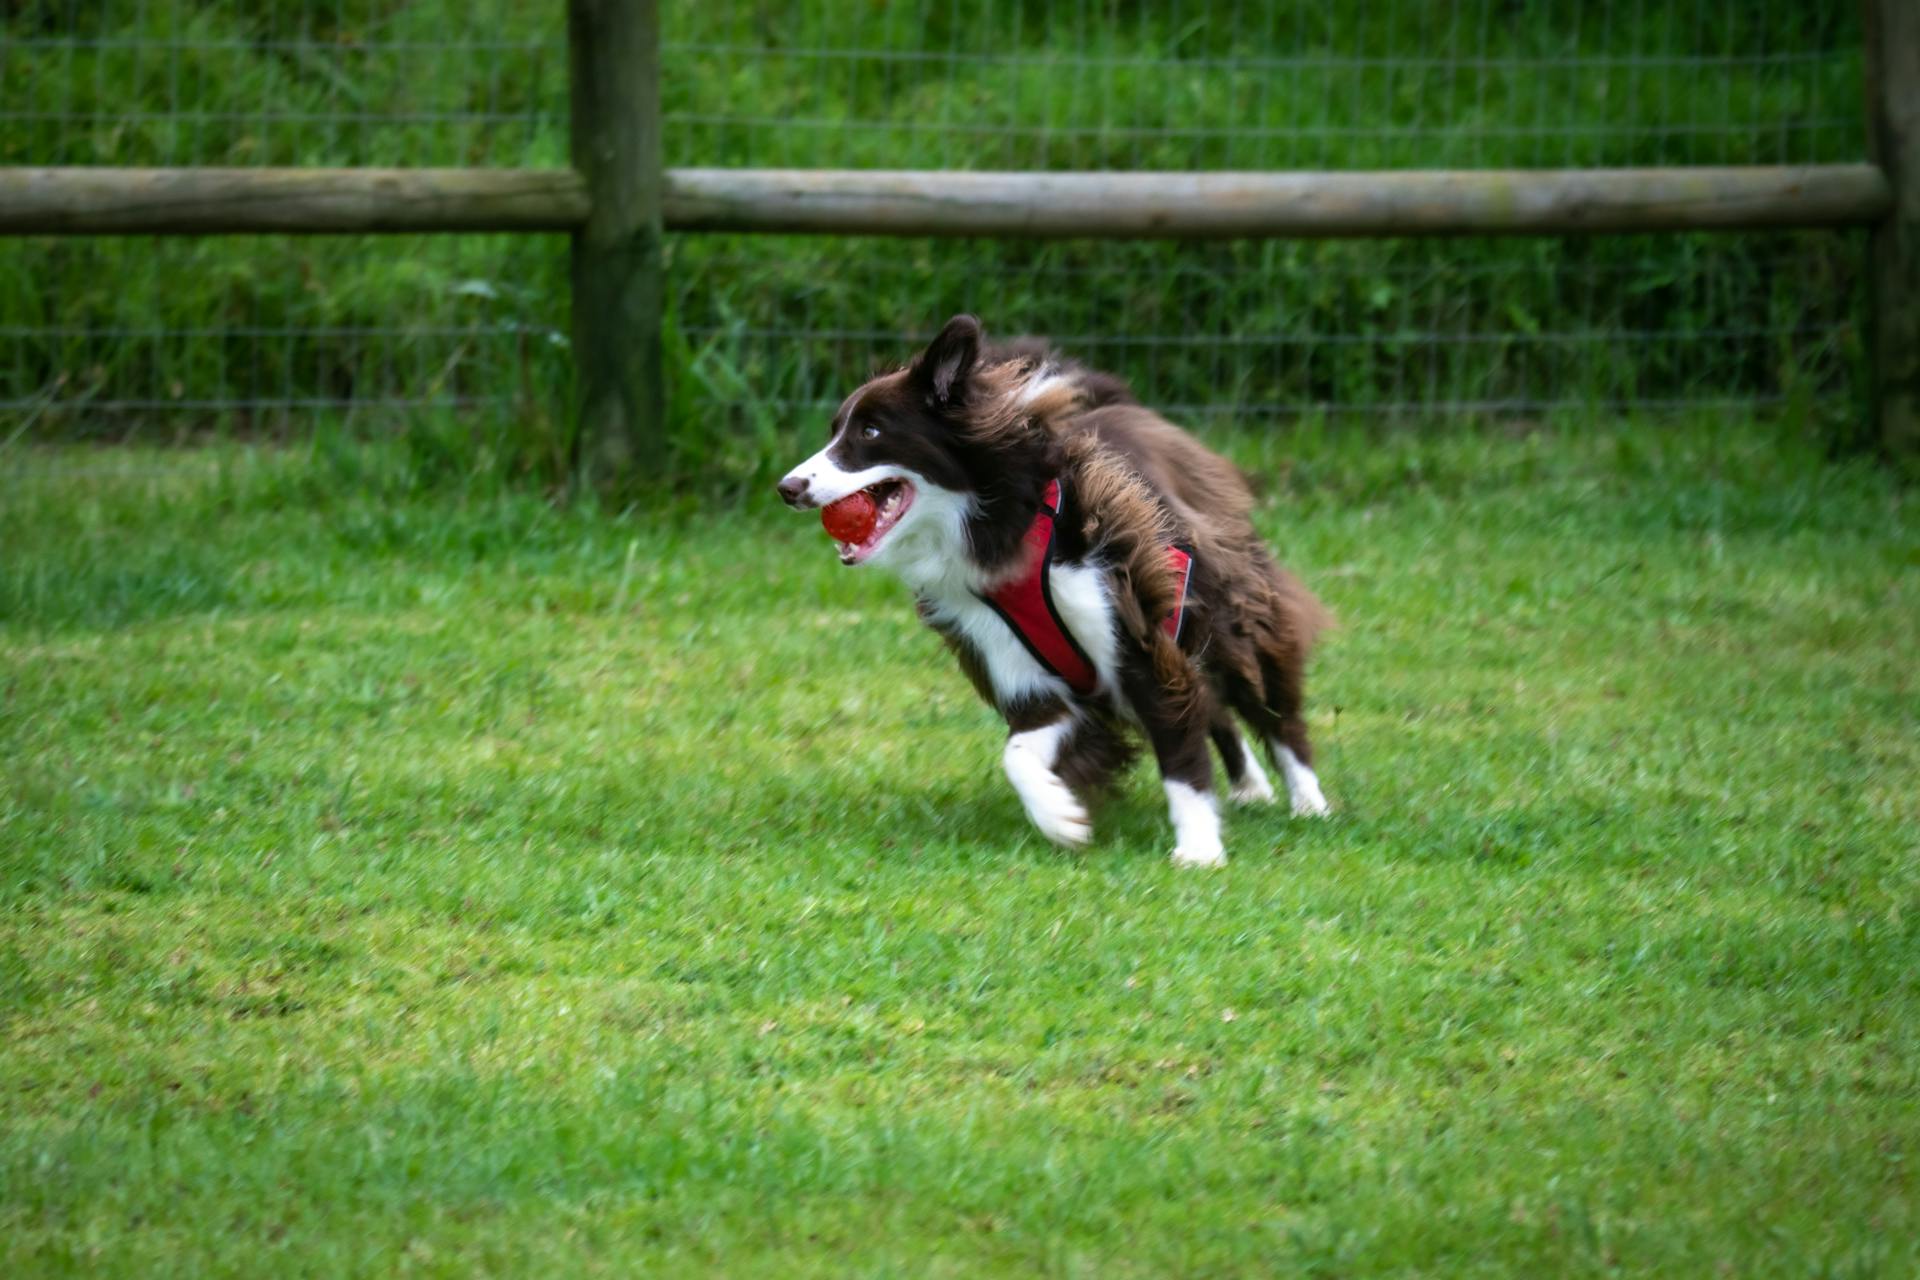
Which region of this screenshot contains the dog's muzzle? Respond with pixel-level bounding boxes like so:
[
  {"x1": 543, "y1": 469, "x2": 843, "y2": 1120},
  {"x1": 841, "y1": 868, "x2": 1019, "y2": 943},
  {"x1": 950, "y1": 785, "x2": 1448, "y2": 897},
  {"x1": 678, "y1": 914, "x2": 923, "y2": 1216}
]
[{"x1": 776, "y1": 475, "x2": 816, "y2": 509}]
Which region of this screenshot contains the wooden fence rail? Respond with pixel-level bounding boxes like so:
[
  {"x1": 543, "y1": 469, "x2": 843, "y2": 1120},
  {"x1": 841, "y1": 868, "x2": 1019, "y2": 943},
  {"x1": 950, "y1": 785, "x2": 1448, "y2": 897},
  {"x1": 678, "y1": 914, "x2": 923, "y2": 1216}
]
[
  {"x1": 0, "y1": 0, "x2": 1913, "y2": 476},
  {"x1": 0, "y1": 165, "x2": 1891, "y2": 239}
]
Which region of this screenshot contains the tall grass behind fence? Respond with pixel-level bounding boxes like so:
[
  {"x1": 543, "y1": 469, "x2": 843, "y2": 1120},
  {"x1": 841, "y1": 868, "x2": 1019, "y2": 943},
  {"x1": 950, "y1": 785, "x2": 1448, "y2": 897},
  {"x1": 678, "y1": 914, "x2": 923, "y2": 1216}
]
[
  {"x1": 2, "y1": 2, "x2": 1869, "y2": 479},
  {"x1": 3, "y1": 0, "x2": 573, "y2": 465}
]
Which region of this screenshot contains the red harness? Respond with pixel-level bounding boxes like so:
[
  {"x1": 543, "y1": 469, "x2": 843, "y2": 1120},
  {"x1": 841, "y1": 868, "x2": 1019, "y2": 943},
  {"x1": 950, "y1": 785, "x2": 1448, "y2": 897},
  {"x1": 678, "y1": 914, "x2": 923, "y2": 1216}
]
[{"x1": 977, "y1": 478, "x2": 1193, "y2": 696}]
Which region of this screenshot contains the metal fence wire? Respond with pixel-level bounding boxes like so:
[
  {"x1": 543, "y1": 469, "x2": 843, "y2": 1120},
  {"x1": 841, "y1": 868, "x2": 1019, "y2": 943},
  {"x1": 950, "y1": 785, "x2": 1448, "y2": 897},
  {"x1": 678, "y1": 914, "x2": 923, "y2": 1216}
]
[{"x1": 1, "y1": 1, "x2": 1867, "y2": 439}]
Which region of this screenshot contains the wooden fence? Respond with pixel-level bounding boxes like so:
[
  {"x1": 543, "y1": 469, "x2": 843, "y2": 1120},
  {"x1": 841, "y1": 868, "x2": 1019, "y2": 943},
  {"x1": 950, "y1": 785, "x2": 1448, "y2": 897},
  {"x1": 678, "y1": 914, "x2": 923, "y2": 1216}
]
[{"x1": 2, "y1": 0, "x2": 1914, "y2": 476}]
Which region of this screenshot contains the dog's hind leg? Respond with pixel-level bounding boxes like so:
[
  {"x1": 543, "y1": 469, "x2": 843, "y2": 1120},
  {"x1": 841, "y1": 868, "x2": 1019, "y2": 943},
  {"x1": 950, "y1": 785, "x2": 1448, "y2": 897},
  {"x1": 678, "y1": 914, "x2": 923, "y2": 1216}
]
[
  {"x1": 1218, "y1": 646, "x2": 1330, "y2": 819},
  {"x1": 1002, "y1": 711, "x2": 1093, "y2": 848},
  {"x1": 1245, "y1": 651, "x2": 1330, "y2": 818},
  {"x1": 1210, "y1": 713, "x2": 1276, "y2": 807},
  {"x1": 1272, "y1": 740, "x2": 1329, "y2": 817}
]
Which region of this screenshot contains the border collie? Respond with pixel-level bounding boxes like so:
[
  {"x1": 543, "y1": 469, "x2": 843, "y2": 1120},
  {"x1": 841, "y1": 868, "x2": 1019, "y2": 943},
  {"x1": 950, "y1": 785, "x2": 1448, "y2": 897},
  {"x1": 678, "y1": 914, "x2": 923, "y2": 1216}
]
[{"x1": 777, "y1": 315, "x2": 1329, "y2": 867}]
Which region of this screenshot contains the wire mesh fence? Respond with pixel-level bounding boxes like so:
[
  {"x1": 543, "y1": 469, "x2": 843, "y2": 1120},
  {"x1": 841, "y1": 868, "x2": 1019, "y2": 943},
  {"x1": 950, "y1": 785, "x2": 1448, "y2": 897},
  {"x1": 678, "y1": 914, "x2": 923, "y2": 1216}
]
[
  {"x1": 3, "y1": 1, "x2": 567, "y2": 441},
  {"x1": 667, "y1": 3, "x2": 1861, "y2": 170},
  {"x1": 1, "y1": 1, "x2": 1870, "y2": 450}
]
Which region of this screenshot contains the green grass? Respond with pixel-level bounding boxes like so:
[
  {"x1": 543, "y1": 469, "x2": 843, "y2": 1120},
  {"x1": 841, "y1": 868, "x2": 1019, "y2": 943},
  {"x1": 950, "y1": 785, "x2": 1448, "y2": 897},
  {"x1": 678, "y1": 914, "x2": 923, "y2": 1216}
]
[{"x1": 2, "y1": 419, "x2": 1916, "y2": 1275}]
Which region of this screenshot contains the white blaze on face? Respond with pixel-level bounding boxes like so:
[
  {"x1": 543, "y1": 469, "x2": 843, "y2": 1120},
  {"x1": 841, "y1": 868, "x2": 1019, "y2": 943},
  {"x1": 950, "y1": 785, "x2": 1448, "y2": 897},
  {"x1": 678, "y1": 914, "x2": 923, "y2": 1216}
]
[
  {"x1": 779, "y1": 384, "x2": 929, "y2": 565},
  {"x1": 779, "y1": 385, "x2": 879, "y2": 507},
  {"x1": 780, "y1": 451, "x2": 932, "y2": 567},
  {"x1": 780, "y1": 448, "x2": 909, "y2": 508},
  {"x1": 779, "y1": 383, "x2": 979, "y2": 572}
]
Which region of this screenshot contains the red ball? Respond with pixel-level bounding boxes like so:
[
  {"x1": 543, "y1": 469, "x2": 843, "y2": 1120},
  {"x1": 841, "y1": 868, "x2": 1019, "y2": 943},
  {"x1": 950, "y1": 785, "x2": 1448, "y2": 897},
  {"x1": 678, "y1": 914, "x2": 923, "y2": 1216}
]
[{"x1": 821, "y1": 491, "x2": 878, "y2": 544}]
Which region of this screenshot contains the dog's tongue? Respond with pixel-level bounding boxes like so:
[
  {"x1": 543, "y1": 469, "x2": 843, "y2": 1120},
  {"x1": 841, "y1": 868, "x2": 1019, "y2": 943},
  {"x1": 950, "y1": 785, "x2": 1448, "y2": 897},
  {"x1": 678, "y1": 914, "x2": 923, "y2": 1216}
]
[{"x1": 821, "y1": 491, "x2": 878, "y2": 545}]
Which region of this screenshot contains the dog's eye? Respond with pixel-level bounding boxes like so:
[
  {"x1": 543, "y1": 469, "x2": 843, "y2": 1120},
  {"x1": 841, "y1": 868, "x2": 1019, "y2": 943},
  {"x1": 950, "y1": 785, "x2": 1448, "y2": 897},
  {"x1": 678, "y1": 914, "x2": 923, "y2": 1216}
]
[{"x1": 861, "y1": 424, "x2": 880, "y2": 440}]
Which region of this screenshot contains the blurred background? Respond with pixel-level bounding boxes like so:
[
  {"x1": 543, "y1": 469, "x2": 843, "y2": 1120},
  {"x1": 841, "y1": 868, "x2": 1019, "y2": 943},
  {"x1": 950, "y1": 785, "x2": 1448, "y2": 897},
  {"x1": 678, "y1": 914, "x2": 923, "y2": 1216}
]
[{"x1": 1, "y1": 1, "x2": 1868, "y2": 485}]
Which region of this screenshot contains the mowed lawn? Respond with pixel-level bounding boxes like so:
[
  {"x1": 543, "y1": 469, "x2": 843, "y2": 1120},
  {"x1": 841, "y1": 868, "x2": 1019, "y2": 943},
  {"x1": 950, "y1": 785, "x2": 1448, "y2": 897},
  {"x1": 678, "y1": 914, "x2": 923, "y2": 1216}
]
[{"x1": 2, "y1": 423, "x2": 1915, "y2": 1276}]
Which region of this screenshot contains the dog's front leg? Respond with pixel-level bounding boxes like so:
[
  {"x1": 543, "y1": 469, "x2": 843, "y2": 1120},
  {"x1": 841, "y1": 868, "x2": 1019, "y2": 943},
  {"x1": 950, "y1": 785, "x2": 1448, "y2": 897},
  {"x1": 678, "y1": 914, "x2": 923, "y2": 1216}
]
[
  {"x1": 1002, "y1": 704, "x2": 1092, "y2": 848},
  {"x1": 1123, "y1": 668, "x2": 1224, "y2": 868}
]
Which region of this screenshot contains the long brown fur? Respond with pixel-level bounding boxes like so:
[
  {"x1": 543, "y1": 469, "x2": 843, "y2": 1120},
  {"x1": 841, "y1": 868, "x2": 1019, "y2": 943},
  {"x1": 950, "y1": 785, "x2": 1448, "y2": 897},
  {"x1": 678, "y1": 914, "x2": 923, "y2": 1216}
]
[
  {"x1": 963, "y1": 348, "x2": 1330, "y2": 774},
  {"x1": 781, "y1": 314, "x2": 1329, "y2": 850}
]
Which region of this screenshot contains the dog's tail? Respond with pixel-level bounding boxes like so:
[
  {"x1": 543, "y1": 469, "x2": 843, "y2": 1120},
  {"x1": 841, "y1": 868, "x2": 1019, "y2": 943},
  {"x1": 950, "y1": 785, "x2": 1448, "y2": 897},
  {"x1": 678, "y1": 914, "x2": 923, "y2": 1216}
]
[{"x1": 1271, "y1": 561, "x2": 1333, "y2": 656}]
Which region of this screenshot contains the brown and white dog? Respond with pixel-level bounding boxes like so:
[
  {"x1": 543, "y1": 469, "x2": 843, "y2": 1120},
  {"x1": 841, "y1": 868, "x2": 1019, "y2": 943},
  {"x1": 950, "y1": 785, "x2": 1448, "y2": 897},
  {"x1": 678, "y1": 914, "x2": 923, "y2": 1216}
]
[{"x1": 777, "y1": 315, "x2": 1329, "y2": 866}]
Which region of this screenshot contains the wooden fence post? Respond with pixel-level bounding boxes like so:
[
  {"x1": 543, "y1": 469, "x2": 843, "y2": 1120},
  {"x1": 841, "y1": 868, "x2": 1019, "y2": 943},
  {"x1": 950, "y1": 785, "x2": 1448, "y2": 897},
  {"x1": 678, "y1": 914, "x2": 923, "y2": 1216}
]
[
  {"x1": 1866, "y1": 0, "x2": 1919, "y2": 473},
  {"x1": 569, "y1": 0, "x2": 663, "y2": 491}
]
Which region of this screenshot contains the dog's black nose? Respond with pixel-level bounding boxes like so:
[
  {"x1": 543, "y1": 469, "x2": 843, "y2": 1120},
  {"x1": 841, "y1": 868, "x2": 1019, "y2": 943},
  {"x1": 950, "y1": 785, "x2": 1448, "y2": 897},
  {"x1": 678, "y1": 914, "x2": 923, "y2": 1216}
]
[{"x1": 777, "y1": 475, "x2": 811, "y2": 507}]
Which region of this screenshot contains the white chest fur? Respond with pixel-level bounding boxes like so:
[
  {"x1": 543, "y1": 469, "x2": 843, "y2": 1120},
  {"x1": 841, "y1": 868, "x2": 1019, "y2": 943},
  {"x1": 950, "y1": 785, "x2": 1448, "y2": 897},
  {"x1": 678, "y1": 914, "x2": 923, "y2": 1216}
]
[
  {"x1": 1039, "y1": 560, "x2": 1122, "y2": 695},
  {"x1": 877, "y1": 476, "x2": 1121, "y2": 710},
  {"x1": 917, "y1": 559, "x2": 1120, "y2": 707}
]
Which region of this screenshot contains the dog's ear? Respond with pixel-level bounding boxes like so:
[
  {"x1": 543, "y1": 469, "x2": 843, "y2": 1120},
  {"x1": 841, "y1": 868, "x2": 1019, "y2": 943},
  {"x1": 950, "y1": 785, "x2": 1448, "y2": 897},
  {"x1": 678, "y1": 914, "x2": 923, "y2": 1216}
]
[{"x1": 910, "y1": 314, "x2": 982, "y2": 410}]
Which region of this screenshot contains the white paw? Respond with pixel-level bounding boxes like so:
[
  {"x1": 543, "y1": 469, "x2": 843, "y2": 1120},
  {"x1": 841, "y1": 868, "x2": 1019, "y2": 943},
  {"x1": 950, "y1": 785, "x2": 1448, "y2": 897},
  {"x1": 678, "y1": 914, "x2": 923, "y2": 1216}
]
[
  {"x1": 1005, "y1": 723, "x2": 1092, "y2": 847},
  {"x1": 1227, "y1": 768, "x2": 1277, "y2": 807},
  {"x1": 1274, "y1": 745, "x2": 1331, "y2": 818},
  {"x1": 1024, "y1": 780, "x2": 1092, "y2": 847},
  {"x1": 1164, "y1": 779, "x2": 1226, "y2": 867},
  {"x1": 1170, "y1": 838, "x2": 1227, "y2": 869},
  {"x1": 1290, "y1": 790, "x2": 1331, "y2": 818}
]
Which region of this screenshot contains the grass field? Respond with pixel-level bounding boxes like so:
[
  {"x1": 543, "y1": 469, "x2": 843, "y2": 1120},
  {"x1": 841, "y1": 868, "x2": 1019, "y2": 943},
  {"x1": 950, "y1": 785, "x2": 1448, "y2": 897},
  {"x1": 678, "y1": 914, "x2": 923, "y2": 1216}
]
[{"x1": 2, "y1": 419, "x2": 1917, "y2": 1275}]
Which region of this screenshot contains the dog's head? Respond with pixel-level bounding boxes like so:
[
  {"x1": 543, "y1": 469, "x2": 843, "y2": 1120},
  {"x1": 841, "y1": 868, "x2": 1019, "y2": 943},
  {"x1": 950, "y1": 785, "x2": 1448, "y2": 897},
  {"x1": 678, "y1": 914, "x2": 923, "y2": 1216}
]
[{"x1": 777, "y1": 314, "x2": 987, "y2": 568}]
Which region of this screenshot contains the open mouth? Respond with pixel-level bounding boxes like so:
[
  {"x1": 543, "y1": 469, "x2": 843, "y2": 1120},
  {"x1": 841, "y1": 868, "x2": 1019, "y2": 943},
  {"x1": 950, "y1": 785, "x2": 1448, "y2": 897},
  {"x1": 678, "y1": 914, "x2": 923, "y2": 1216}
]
[{"x1": 830, "y1": 478, "x2": 915, "y2": 565}]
